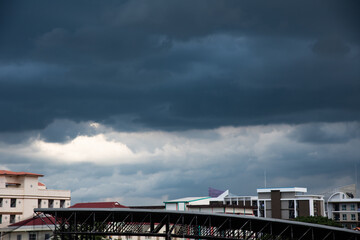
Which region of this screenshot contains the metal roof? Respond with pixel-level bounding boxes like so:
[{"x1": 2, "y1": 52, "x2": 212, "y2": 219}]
[
  {"x1": 164, "y1": 196, "x2": 210, "y2": 203},
  {"x1": 0, "y1": 170, "x2": 43, "y2": 177}
]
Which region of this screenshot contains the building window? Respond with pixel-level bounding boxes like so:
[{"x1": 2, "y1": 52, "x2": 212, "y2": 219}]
[
  {"x1": 0, "y1": 198, "x2": 2, "y2": 207},
  {"x1": 38, "y1": 199, "x2": 42, "y2": 208},
  {"x1": 351, "y1": 214, "x2": 356, "y2": 221},
  {"x1": 259, "y1": 201, "x2": 264, "y2": 209},
  {"x1": 0, "y1": 215, "x2": 2, "y2": 224},
  {"x1": 351, "y1": 204, "x2": 355, "y2": 211},
  {"x1": 288, "y1": 200, "x2": 294, "y2": 209},
  {"x1": 342, "y1": 204, "x2": 347, "y2": 211},
  {"x1": 10, "y1": 215, "x2": 16, "y2": 224},
  {"x1": 289, "y1": 210, "x2": 295, "y2": 219},
  {"x1": 334, "y1": 213, "x2": 340, "y2": 221},
  {"x1": 29, "y1": 233, "x2": 36, "y2": 240},
  {"x1": 48, "y1": 199, "x2": 54, "y2": 208},
  {"x1": 343, "y1": 214, "x2": 347, "y2": 221},
  {"x1": 60, "y1": 200, "x2": 65, "y2": 208},
  {"x1": 6, "y1": 183, "x2": 20, "y2": 188},
  {"x1": 45, "y1": 234, "x2": 50, "y2": 240},
  {"x1": 17, "y1": 235, "x2": 22, "y2": 240},
  {"x1": 11, "y1": 198, "x2": 16, "y2": 208}
]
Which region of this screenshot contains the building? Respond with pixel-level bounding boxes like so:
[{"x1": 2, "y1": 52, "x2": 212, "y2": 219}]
[
  {"x1": 70, "y1": 201, "x2": 127, "y2": 209},
  {"x1": 164, "y1": 189, "x2": 257, "y2": 216},
  {"x1": 326, "y1": 191, "x2": 360, "y2": 229},
  {"x1": 0, "y1": 170, "x2": 71, "y2": 229},
  {"x1": 165, "y1": 187, "x2": 325, "y2": 221},
  {"x1": 257, "y1": 187, "x2": 325, "y2": 220},
  {"x1": 1, "y1": 215, "x2": 55, "y2": 240}
]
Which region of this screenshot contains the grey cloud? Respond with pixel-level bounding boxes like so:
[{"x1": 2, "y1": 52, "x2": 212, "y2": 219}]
[
  {"x1": 312, "y1": 36, "x2": 351, "y2": 58},
  {"x1": 0, "y1": 131, "x2": 38, "y2": 144},
  {"x1": 288, "y1": 122, "x2": 360, "y2": 144},
  {"x1": 39, "y1": 119, "x2": 100, "y2": 143},
  {"x1": 0, "y1": 1, "x2": 358, "y2": 134},
  {"x1": 1, "y1": 122, "x2": 360, "y2": 204}
]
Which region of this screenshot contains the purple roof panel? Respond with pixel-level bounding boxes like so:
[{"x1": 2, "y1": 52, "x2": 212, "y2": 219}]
[{"x1": 209, "y1": 187, "x2": 225, "y2": 197}]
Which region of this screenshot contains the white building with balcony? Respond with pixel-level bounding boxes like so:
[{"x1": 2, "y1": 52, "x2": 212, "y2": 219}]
[
  {"x1": 0, "y1": 170, "x2": 71, "y2": 229},
  {"x1": 326, "y1": 191, "x2": 360, "y2": 229}
]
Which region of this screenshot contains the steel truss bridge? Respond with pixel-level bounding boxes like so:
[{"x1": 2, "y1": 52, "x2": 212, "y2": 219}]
[{"x1": 35, "y1": 208, "x2": 360, "y2": 240}]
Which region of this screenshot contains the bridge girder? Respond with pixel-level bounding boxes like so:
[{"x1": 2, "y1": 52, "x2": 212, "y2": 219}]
[{"x1": 35, "y1": 208, "x2": 360, "y2": 240}]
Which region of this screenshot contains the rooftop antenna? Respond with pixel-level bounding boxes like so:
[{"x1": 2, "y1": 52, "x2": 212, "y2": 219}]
[
  {"x1": 264, "y1": 169, "x2": 267, "y2": 188},
  {"x1": 356, "y1": 162, "x2": 358, "y2": 197}
]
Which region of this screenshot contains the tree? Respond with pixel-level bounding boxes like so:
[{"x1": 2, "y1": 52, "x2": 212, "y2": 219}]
[{"x1": 294, "y1": 216, "x2": 342, "y2": 228}]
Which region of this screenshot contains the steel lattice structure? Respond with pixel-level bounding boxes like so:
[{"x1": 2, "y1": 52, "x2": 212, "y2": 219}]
[{"x1": 35, "y1": 208, "x2": 360, "y2": 240}]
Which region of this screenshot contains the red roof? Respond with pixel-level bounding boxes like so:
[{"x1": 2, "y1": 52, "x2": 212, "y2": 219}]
[
  {"x1": 9, "y1": 216, "x2": 55, "y2": 227},
  {"x1": 70, "y1": 202, "x2": 128, "y2": 208},
  {"x1": 38, "y1": 182, "x2": 46, "y2": 186},
  {"x1": 0, "y1": 170, "x2": 43, "y2": 177}
]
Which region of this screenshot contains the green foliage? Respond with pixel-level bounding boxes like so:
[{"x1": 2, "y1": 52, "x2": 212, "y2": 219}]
[{"x1": 294, "y1": 216, "x2": 342, "y2": 228}]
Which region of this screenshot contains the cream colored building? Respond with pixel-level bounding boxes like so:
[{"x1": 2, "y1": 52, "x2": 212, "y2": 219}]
[{"x1": 0, "y1": 170, "x2": 71, "y2": 229}]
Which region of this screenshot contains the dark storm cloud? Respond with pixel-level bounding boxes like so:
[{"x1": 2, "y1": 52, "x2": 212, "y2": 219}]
[
  {"x1": 288, "y1": 122, "x2": 360, "y2": 144},
  {"x1": 312, "y1": 36, "x2": 351, "y2": 58},
  {"x1": 0, "y1": 0, "x2": 359, "y2": 135}
]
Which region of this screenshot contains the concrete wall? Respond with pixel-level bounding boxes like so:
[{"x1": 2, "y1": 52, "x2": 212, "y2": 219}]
[
  {"x1": 281, "y1": 192, "x2": 296, "y2": 198},
  {"x1": 165, "y1": 203, "x2": 177, "y2": 210},
  {"x1": 298, "y1": 200, "x2": 310, "y2": 217},
  {"x1": 281, "y1": 200, "x2": 289, "y2": 209},
  {"x1": 266, "y1": 210, "x2": 272, "y2": 218},
  {"x1": 258, "y1": 193, "x2": 271, "y2": 199},
  {"x1": 281, "y1": 210, "x2": 289, "y2": 219},
  {"x1": 271, "y1": 191, "x2": 281, "y2": 219}
]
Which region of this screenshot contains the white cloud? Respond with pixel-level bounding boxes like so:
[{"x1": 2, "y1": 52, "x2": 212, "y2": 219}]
[
  {"x1": 1, "y1": 122, "x2": 359, "y2": 167},
  {"x1": 1, "y1": 121, "x2": 359, "y2": 204},
  {"x1": 15, "y1": 134, "x2": 136, "y2": 164}
]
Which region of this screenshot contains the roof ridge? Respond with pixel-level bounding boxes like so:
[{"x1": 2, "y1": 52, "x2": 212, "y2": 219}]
[{"x1": 0, "y1": 170, "x2": 43, "y2": 177}]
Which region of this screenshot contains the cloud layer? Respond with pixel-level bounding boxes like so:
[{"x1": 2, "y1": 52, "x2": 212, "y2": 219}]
[
  {"x1": 0, "y1": 1, "x2": 359, "y2": 204},
  {"x1": 0, "y1": 1, "x2": 359, "y2": 133},
  {"x1": 1, "y1": 121, "x2": 359, "y2": 204}
]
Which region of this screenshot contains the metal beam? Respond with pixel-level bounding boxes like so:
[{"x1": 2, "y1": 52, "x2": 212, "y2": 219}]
[{"x1": 34, "y1": 208, "x2": 360, "y2": 240}]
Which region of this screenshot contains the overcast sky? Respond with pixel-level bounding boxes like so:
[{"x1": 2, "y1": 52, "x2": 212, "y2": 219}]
[{"x1": 0, "y1": 0, "x2": 359, "y2": 205}]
